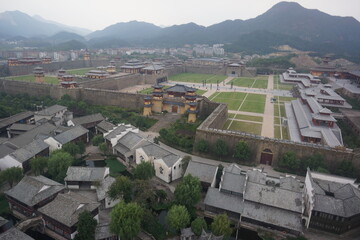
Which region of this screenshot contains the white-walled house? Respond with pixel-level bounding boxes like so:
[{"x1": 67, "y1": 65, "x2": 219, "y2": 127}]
[
  {"x1": 34, "y1": 105, "x2": 72, "y2": 125},
  {"x1": 135, "y1": 142, "x2": 183, "y2": 183},
  {"x1": 44, "y1": 125, "x2": 89, "y2": 152},
  {"x1": 103, "y1": 124, "x2": 138, "y2": 148}
]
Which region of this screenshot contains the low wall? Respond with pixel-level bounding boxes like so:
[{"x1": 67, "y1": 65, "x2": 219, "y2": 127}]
[{"x1": 194, "y1": 104, "x2": 359, "y2": 171}]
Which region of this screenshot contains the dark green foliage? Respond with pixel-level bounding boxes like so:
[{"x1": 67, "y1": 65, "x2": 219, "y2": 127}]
[
  {"x1": 159, "y1": 119, "x2": 201, "y2": 153},
  {"x1": 99, "y1": 143, "x2": 108, "y2": 154},
  {"x1": 110, "y1": 202, "x2": 143, "y2": 240},
  {"x1": 108, "y1": 176, "x2": 133, "y2": 203},
  {"x1": 211, "y1": 214, "x2": 232, "y2": 237},
  {"x1": 53, "y1": 40, "x2": 86, "y2": 51},
  {"x1": 74, "y1": 211, "x2": 97, "y2": 240},
  {"x1": 233, "y1": 140, "x2": 251, "y2": 161},
  {"x1": 336, "y1": 160, "x2": 356, "y2": 178},
  {"x1": 191, "y1": 217, "x2": 207, "y2": 236},
  {"x1": 247, "y1": 55, "x2": 296, "y2": 69},
  {"x1": 337, "y1": 119, "x2": 360, "y2": 149},
  {"x1": 141, "y1": 209, "x2": 166, "y2": 240},
  {"x1": 30, "y1": 157, "x2": 48, "y2": 176},
  {"x1": 279, "y1": 152, "x2": 300, "y2": 171},
  {"x1": 166, "y1": 205, "x2": 190, "y2": 231},
  {"x1": 62, "y1": 142, "x2": 81, "y2": 156},
  {"x1": 301, "y1": 153, "x2": 325, "y2": 172},
  {"x1": 174, "y1": 175, "x2": 201, "y2": 209},
  {"x1": 0, "y1": 167, "x2": 23, "y2": 188},
  {"x1": 214, "y1": 139, "x2": 228, "y2": 159},
  {"x1": 133, "y1": 162, "x2": 155, "y2": 180},
  {"x1": 92, "y1": 135, "x2": 104, "y2": 146},
  {"x1": 48, "y1": 150, "x2": 73, "y2": 183},
  {"x1": 196, "y1": 139, "x2": 209, "y2": 153}
]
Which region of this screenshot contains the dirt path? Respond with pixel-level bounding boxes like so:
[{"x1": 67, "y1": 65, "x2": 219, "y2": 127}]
[{"x1": 147, "y1": 113, "x2": 182, "y2": 133}]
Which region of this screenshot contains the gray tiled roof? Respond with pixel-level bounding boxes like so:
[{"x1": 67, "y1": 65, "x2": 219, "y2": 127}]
[
  {"x1": 0, "y1": 144, "x2": 16, "y2": 158},
  {"x1": 9, "y1": 123, "x2": 57, "y2": 148},
  {"x1": 246, "y1": 170, "x2": 266, "y2": 184},
  {"x1": 104, "y1": 125, "x2": 128, "y2": 141},
  {"x1": 0, "y1": 216, "x2": 9, "y2": 228},
  {"x1": 184, "y1": 161, "x2": 217, "y2": 184},
  {"x1": 166, "y1": 84, "x2": 197, "y2": 93},
  {"x1": 0, "y1": 111, "x2": 34, "y2": 129},
  {"x1": 117, "y1": 131, "x2": 144, "y2": 150},
  {"x1": 244, "y1": 182, "x2": 302, "y2": 213},
  {"x1": 65, "y1": 167, "x2": 108, "y2": 182},
  {"x1": 53, "y1": 125, "x2": 88, "y2": 144},
  {"x1": 36, "y1": 105, "x2": 67, "y2": 116},
  {"x1": 72, "y1": 114, "x2": 104, "y2": 126},
  {"x1": 97, "y1": 120, "x2": 115, "y2": 132},
  {"x1": 204, "y1": 187, "x2": 244, "y2": 214},
  {"x1": 96, "y1": 176, "x2": 115, "y2": 201},
  {"x1": 10, "y1": 139, "x2": 49, "y2": 163},
  {"x1": 38, "y1": 191, "x2": 100, "y2": 227},
  {"x1": 141, "y1": 142, "x2": 180, "y2": 167},
  {"x1": 5, "y1": 175, "x2": 64, "y2": 207},
  {"x1": 221, "y1": 169, "x2": 246, "y2": 194},
  {"x1": 95, "y1": 223, "x2": 116, "y2": 240},
  {"x1": 143, "y1": 65, "x2": 164, "y2": 71},
  {"x1": 280, "y1": 177, "x2": 301, "y2": 192},
  {"x1": 7, "y1": 123, "x2": 37, "y2": 131},
  {"x1": 0, "y1": 227, "x2": 34, "y2": 240},
  {"x1": 242, "y1": 201, "x2": 303, "y2": 232}
]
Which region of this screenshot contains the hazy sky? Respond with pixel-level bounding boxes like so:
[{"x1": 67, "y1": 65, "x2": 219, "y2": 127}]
[{"x1": 1, "y1": 0, "x2": 360, "y2": 31}]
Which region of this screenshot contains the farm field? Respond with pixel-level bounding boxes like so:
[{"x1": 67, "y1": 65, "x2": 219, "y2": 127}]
[
  {"x1": 169, "y1": 73, "x2": 226, "y2": 84},
  {"x1": 6, "y1": 75, "x2": 58, "y2": 84}
]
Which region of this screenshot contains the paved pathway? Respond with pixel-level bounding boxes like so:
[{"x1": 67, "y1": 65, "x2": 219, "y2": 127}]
[
  {"x1": 228, "y1": 110, "x2": 264, "y2": 117},
  {"x1": 261, "y1": 75, "x2": 275, "y2": 138}
]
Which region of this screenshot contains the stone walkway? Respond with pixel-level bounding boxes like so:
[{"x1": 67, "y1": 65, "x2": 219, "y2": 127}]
[{"x1": 261, "y1": 75, "x2": 274, "y2": 138}]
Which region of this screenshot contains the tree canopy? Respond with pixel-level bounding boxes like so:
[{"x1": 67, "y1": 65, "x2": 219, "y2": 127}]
[
  {"x1": 279, "y1": 151, "x2": 300, "y2": 171},
  {"x1": 62, "y1": 142, "x2": 81, "y2": 157},
  {"x1": 30, "y1": 156, "x2": 48, "y2": 176},
  {"x1": 108, "y1": 176, "x2": 133, "y2": 203},
  {"x1": 191, "y1": 217, "x2": 207, "y2": 236},
  {"x1": 196, "y1": 139, "x2": 209, "y2": 153},
  {"x1": 174, "y1": 174, "x2": 201, "y2": 208},
  {"x1": 110, "y1": 202, "x2": 143, "y2": 240},
  {"x1": 166, "y1": 205, "x2": 190, "y2": 232},
  {"x1": 75, "y1": 211, "x2": 97, "y2": 240},
  {"x1": 0, "y1": 167, "x2": 23, "y2": 188},
  {"x1": 211, "y1": 214, "x2": 232, "y2": 237},
  {"x1": 214, "y1": 139, "x2": 228, "y2": 159},
  {"x1": 133, "y1": 161, "x2": 155, "y2": 180},
  {"x1": 48, "y1": 150, "x2": 73, "y2": 183},
  {"x1": 92, "y1": 135, "x2": 104, "y2": 146},
  {"x1": 233, "y1": 141, "x2": 251, "y2": 161}
]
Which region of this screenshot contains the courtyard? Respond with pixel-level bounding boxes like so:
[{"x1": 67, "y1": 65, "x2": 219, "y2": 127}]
[
  {"x1": 227, "y1": 76, "x2": 268, "y2": 89},
  {"x1": 6, "y1": 74, "x2": 59, "y2": 84},
  {"x1": 168, "y1": 73, "x2": 227, "y2": 84}
]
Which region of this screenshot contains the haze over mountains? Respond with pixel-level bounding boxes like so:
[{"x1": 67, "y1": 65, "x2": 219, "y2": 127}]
[{"x1": 1, "y1": 2, "x2": 360, "y2": 61}]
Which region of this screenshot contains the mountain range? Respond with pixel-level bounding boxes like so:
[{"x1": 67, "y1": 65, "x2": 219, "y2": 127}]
[{"x1": 1, "y1": 2, "x2": 360, "y2": 61}]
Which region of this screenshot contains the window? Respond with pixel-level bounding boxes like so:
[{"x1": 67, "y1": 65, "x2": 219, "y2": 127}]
[
  {"x1": 159, "y1": 167, "x2": 163, "y2": 174},
  {"x1": 174, "y1": 166, "x2": 176, "y2": 170}
]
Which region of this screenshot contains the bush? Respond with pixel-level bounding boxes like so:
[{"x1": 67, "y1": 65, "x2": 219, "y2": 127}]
[
  {"x1": 92, "y1": 135, "x2": 104, "y2": 146},
  {"x1": 191, "y1": 217, "x2": 207, "y2": 236}
]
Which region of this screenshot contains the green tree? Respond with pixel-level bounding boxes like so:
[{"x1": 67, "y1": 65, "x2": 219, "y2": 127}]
[
  {"x1": 196, "y1": 139, "x2": 209, "y2": 153},
  {"x1": 62, "y1": 142, "x2": 80, "y2": 156},
  {"x1": 174, "y1": 175, "x2": 201, "y2": 208},
  {"x1": 191, "y1": 217, "x2": 207, "y2": 236},
  {"x1": 92, "y1": 135, "x2": 104, "y2": 146},
  {"x1": 166, "y1": 205, "x2": 190, "y2": 232},
  {"x1": 301, "y1": 153, "x2": 325, "y2": 172},
  {"x1": 0, "y1": 167, "x2": 23, "y2": 188},
  {"x1": 77, "y1": 142, "x2": 86, "y2": 155},
  {"x1": 30, "y1": 157, "x2": 48, "y2": 176},
  {"x1": 48, "y1": 150, "x2": 73, "y2": 183},
  {"x1": 211, "y1": 214, "x2": 232, "y2": 237},
  {"x1": 214, "y1": 139, "x2": 228, "y2": 159},
  {"x1": 110, "y1": 202, "x2": 143, "y2": 240},
  {"x1": 133, "y1": 162, "x2": 155, "y2": 180},
  {"x1": 99, "y1": 142, "x2": 108, "y2": 154},
  {"x1": 233, "y1": 140, "x2": 251, "y2": 161},
  {"x1": 108, "y1": 176, "x2": 133, "y2": 203},
  {"x1": 279, "y1": 152, "x2": 300, "y2": 171},
  {"x1": 336, "y1": 160, "x2": 356, "y2": 178},
  {"x1": 74, "y1": 211, "x2": 97, "y2": 240}
]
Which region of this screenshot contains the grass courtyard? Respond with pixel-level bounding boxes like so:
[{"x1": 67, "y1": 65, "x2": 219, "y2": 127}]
[
  {"x1": 224, "y1": 120, "x2": 262, "y2": 135},
  {"x1": 228, "y1": 76, "x2": 268, "y2": 89},
  {"x1": 6, "y1": 75, "x2": 59, "y2": 84},
  {"x1": 274, "y1": 75, "x2": 294, "y2": 91},
  {"x1": 209, "y1": 92, "x2": 266, "y2": 113},
  {"x1": 66, "y1": 68, "x2": 93, "y2": 75},
  {"x1": 169, "y1": 73, "x2": 227, "y2": 84}
]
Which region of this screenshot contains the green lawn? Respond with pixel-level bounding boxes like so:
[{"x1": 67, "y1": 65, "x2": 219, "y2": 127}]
[
  {"x1": 105, "y1": 157, "x2": 126, "y2": 175},
  {"x1": 66, "y1": 68, "x2": 93, "y2": 75},
  {"x1": 274, "y1": 126, "x2": 290, "y2": 140},
  {"x1": 6, "y1": 75, "x2": 58, "y2": 84},
  {"x1": 228, "y1": 114, "x2": 263, "y2": 122},
  {"x1": 274, "y1": 103, "x2": 286, "y2": 118},
  {"x1": 139, "y1": 88, "x2": 153, "y2": 94},
  {"x1": 196, "y1": 89, "x2": 207, "y2": 96},
  {"x1": 228, "y1": 76, "x2": 269, "y2": 89},
  {"x1": 210, "y1": 92, "x2": 266, "y2": 113},
  {"x1": 277, "y1": 96, "x2": 297, "y2": 102},
  {"x1": 169, "y1": 73, "x2": 226, "y2": 84},
  {"x1": 224, "y1": 120, "x2": 262, "y2": 135}
]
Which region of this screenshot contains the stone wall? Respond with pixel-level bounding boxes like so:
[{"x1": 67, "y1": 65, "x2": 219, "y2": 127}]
[
  {"x1": 8, "y1": 59, "x2": 109, "y2": 76},
  {"x1": 194, "y1": 104, "x2": 360, "y2": 172},
  {"x1": 0, "y1": 78, "x2": 144, "y2": 110},
  {"x1": 184, "y1": 64, "x2": 227, "y2": 75}
]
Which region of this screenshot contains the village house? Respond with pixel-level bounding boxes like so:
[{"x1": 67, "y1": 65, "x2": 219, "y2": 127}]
[
  {"x1": 38, "y1": 191, "x2": 100, "y2": 240},
  {"x1": 34, "y1": 105, "x2": 73, "y2": 125},
  {"x1": 6, "y1": 123, "x2": 37, "y2": 138},
  {"x1": 184, "y1": 161, "x2": 218, "y2": 191},
  {"x1": 95, "y1": 120, "x2": 116, "y2": 135},
  {"x1": 0, "y1": 111, "x2": 34, "y2": 137},
  {"x1": 135, "y1": 142, "x2": 183, "y2": 183},
  {"x1": 95, "y1": 223, "x2": 118, "y2": 240},
  {"x1": 0, "y1": 227, "x2": 35, "y2": 240},
  {"x1": 44, "y1": 125, "x2": 89, "y2": 152},
  {"x1": 113, "y1": 131, "x2": 147, "y2": 162},
  {"x1": 4, "y1": 175, "x2": 65, "y2": 219},
  {"x1": 67, "y1": 113, "x2": 105, "y2": 131},
  {"x1": 103, "y1": 124, "x2": 137, "y2": 148}
]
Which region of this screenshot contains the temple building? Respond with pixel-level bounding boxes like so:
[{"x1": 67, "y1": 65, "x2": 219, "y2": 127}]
[
  {"x1": 60, "y1": 75, "x2": 78, "y2": 89},
  {"x1": 106, "y1": 65, "x2": 116, "y2": 74},
  {"x1": 85, "y1": 70, "x2": 108, "y2": 79},
  {"x1": 120, "y1": 59, "x2": 144, "y2": 74},
  {"x1": 58, "y1": 69, "x2": 66, "y2": 79},
  {"x1": 41, "y1": 57, "x2": 52, "y2": 64},
  {"x1": 143, "y1": 84, "x2": 199, "y2": 123},
  {"x1": 33, "y1": 66, "x2": 44, "y2": 83},
  {"x1": 83, "y1": 52, "x2": 90, "y2": 61},
  {"x1": 142, "y1": 65, "x2": 164, "y2": 75}
]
